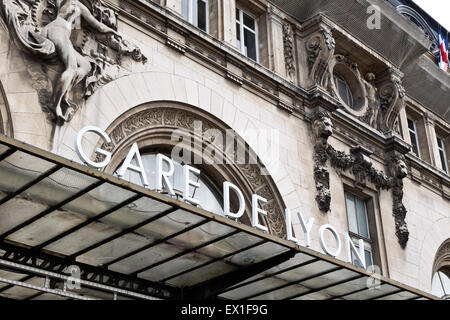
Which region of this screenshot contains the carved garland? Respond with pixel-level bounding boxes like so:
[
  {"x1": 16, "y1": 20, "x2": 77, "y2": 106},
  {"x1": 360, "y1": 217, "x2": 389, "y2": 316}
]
[
  {"x1": 312, "y1": 109, "x2": 409, "y2": 248},
  {"x1": 95, "y1": 104, "x2": 287, "y2": 238},
  {"x1": 282, "y1": 22, "x2": 296, "y2": 81}
]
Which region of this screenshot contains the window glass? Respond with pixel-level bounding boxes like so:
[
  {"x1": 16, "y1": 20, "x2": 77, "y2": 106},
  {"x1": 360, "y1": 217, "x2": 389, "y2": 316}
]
[
  {"x1": 236, "y1": 8, "x2": 258, "y2": 61},
  {"x1": 356, "y1": 197, "x2": 369, "y2": 239},
  {"x1": 407, "y1": 118, "x2": 420, "y2": 157},
  {"x1": 244, "y1": 28, "x2": 257, "y2": 61},
  {"x1": 197, "y1": 0, "x2": 207, "y2": 31},
  {"x1": 243, "y1": 12, "x2": 255, "y2": 30},
  {"x1": 334, "y1": 74, "x2": 353, "y2": 108},
  {"x1": 432, "y1": 270, "x2": 450, "y2": 299},
  {"x1": 345, "y1": 193, "x2": 358, "y2": 234},
  {"x1": 437, "y1": 136, "x2": 448, "y2": 173},
  {"x1": 182, "y1": 0, "x2": 189, "y2": 20}
]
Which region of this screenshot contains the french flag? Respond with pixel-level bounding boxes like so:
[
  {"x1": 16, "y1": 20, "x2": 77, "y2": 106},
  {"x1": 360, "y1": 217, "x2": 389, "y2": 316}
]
[{"x1": 438, "y1": 28, "x2": 448, "y2": 72}]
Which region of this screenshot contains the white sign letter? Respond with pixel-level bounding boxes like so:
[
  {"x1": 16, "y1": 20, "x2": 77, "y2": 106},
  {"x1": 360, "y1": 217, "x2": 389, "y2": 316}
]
[
  {"x1": 252, "y1": 194, "x2": 268, "y2": 232},
  {"x1": 117, "y1": 143, "x2": 149, "y2": 188},
  {"x1": 319, "y1": 224, "x2": 342, "y2": 257},
  {"x1": 297, "y1": 212, "x2": 315, "y2": 247},
  {"x1": 344, "y1": 233, "x2": 366, "y2": 269},
  {"x1": 285, "y1": 208, "x2": 300, "y2": 245},
  {"x1": 75, "y1": 126, "x2": 111, "y2": 168},
  {"x1": 156, "y1": 154, "x2": 175, "y2": 195},
  {"x1": 223, "y1": 181, "x2": 245, "y2": 219},
  {"x1": 183, "y1": 165, "x2": 201, "y2": 206}
]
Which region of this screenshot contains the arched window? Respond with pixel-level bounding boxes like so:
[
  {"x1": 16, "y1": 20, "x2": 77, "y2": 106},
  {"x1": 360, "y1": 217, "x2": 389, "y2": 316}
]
[
  {"x1": 333, "y1": 73, "x2": 354, "y2": 109},
  {"x1": 431, "y1": 268, "x2": 450, "y2": 299},
  {"x1": 432, "y1": 240, "x2": 450, "y2": 299},
  {"x1": 114, "y1": 153, "x2": 224, "y2": 216}
]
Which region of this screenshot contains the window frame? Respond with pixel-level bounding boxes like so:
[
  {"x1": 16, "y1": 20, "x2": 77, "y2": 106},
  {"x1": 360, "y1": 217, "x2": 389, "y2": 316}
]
[
  {"x1": 182, "y1": 0, "x2": 209, "y2": 33},
  {"x1": 235, "y1": 6, "x2": 259, "y2": 62},
  {"x1": 333, "y1": 73, "x2": 354, "y2": 109},
  {"x1": 436, "y1": 135, "x2": 449, "y2": 174},
  {"x1": 407, "y1": 117, "x2": 421, "y2": 158},
  {"x1": 344, "y1": 191, "x2": 374, "y2": 268}
]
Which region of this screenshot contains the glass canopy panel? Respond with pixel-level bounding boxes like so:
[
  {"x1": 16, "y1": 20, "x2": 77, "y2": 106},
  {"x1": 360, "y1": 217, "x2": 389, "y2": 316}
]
[
  {"x1": 0, "y1": 269, "x2": 28, "y2": 290},
  {"x1": 312, "y1": 275, "x2": 368, "y2": 298},
  {"x1": 57, "y1": 208, "x2": 203, "y2": 258},
  {"x1": 298, "y1": 268, "x2": 359, "y2": 290},
  {"x1": 222, "y1": 253, "x2": 318, "y2": 293},
  {"x1": 0, "y1": 151, "x2": 55, "y2": 201},
  {"x1": 166, "y1": 260, "x2": 237, "y2": 287},
  {"x1": 249, "y1": 282, "x2": 311, "y2": 300},
  {"x1": 225, "y1": 241, "x2": 289, "y2": 266},
  {"x1": 133, "y1": 209, "x2": 205, "y2": 240},
  {"x1": 196, "y1": 232, "x2": 262, "y2": 260},
  {"x1": 343, "y1": 283, "x2": 399, "y2": 300},
  {"x1": 166, "y1": 220, "x2": 236, "y2": 249},
  {"x1": 138, "y1": 250, "x2": 213, "y2": 282},
  {"x1": 376, "y1": 291, "x2": 418, "y2": 300},
  {"x1": 269, "y1": 260, "x2": 339, "y2": 283},
  {"x1": 0, "y1": 167, "x2": 99, "y2": 236},
  {"x1": 6, "y1": 183, "x2": 137, "y2": 247},
  {"x1": 220, "y1": 277, "x2": 300, "y2": 300},
  {"x1": 0, "y1": 277, "x2": 44, "y2": 300}
]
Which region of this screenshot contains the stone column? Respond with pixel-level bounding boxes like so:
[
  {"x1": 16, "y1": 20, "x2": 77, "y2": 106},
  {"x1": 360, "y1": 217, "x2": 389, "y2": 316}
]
[
  {"x1": 221, "y1": 0, "x2": 237, "y2": 47},
  {"x1": 265, "y1": 5, "x2": 285, "y2": 76},
  {"x1": 398, "y1": 108, "x2": 411, "y2": 145}
]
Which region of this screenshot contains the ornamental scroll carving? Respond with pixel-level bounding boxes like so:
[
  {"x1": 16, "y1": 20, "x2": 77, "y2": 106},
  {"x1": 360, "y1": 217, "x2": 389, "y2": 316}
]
[
  {"x1": 311, "y1": 109, "x2": 409, "y2": 248},
  {"x1": 305, "y1": 27, "x2": 335, "y2": 94},
  {"x1": 95, "y1": 104, "x2": 287, "y2": 239},
  {"x1": 0, "y1": 0, "x2": 147, "y2": 124}
]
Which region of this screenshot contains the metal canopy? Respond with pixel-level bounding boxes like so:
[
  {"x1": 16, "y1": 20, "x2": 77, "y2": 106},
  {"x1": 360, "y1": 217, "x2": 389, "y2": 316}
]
[{"x1": 0, "y1": 134, "x2": 437, "y2": 300}]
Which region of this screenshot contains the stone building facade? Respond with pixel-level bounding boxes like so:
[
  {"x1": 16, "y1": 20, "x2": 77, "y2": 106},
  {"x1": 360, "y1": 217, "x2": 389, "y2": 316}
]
[{"x1": 0, "y1": 0, "x2": 448, "y2": 299}]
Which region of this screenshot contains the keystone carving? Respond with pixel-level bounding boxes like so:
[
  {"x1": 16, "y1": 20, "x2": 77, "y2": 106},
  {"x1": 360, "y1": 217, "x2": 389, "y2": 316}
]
[
  {"x1": 0, "y1": 0, "x2": 147, "y2": 124},
  {"x1": 311, "y1": 110, "x2": 410, "y2": 247}
]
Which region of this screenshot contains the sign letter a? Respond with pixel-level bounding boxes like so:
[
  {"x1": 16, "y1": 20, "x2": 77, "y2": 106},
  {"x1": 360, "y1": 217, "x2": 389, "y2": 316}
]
[{"x1": 117, "y1": 143, "x2": 149, "y2": 187}]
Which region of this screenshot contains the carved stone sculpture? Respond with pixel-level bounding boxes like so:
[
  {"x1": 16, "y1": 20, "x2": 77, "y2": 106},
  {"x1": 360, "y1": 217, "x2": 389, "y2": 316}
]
[
  {"x1": 311, "y1": 109, "x2": 410, "y2": 247},
  {"x1": 389, "y1": 153, "x2": 409, "y2": 248},
  {"x1": 305, "y1": 27, "x2": 335, "y2": 93},
  {"x1": 0, "y1": 0, "x2": 147, "y2": 124},
  {"x1": 359, "y1": 73, "x2": 380, "y2": 128},
  {"x1": 312, "y1": 109, "x2": 333, "y2": 212},
  {"x1": 377, "y1": 69, "x2": 405, "y2": 134},
  {"x1": 282, "y1": 22, "x2": 295, "y2": 81}
]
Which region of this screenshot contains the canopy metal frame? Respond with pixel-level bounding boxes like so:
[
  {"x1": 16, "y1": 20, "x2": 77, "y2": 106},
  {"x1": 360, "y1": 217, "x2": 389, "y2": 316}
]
[{"x1": 0, "y1": 134, "x2": 438, "y2": 301}]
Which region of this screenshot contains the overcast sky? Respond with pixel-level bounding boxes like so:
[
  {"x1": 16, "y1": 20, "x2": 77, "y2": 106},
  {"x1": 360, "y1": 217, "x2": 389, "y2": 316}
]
[{"x1": 413, "y1": 0, "x2": 450, "y2": 31}]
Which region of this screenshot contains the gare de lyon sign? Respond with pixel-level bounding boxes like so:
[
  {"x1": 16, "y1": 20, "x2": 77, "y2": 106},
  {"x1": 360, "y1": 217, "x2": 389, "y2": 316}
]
[{"x1": 75, "y1": 126, "x2": 368, "y2": 269}]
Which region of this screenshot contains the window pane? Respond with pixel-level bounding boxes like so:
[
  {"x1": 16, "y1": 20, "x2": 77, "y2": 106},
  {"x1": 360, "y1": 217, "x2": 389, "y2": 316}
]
[
  {"x1": 439, "y1": 271, "x2": 450, "y2": 295},
  {"x1": 345, "y1": 193, "x2": 358, "y2": 234},
  {"x1": 437, "y1": 137, "x2": 444, "y2": 149},
  {"x1": 407, "y1": 118, "x2": 415, "y2": 131},
  {"x1": 192, "y1": 0, "x2": 198, "y2": 26},
  {"x1": 244, "y1": 28, "x2": 257, "y2": 61},
  {"x1": 182, "y1": 0, "x2": 189, "y2": 20},
  {"x1": 243, "y1": 12, "x2": 255, "y2": 30},
  {"x1": 364, "y1": 250, "x2": 373, "y2": 268},
  {"x1": 356, "y1": 198, "x2": 369, "y2": 239},
  {"x1": 236, "y1": 8, "x2": 240, "y2": 20},
  {"x1": 409, "y1": 131, "x2": 419, "y2": 156},
  {"x1": 197, "y1": 0, "x2": 207, "y2": 31}
]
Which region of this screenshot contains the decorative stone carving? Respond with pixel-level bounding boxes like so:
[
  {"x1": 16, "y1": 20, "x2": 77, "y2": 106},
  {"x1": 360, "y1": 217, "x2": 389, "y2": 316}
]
[
  {"x1": 377, "y1": 69, "x2": 406, "y2": 134},
  {"x1": 282, "y1": 22, "x2": 295, "y2": 81},
  {"x1": 388, "y1": 153, "x2": 409, "y2": 248},
  {"x1": 311, "y1": 110, "x2": 410, "y2": 247},
  {"x1": 358, "y1": 73, "x2": 380, "y2": 128},
  {"x1": 305, "y1": 27, "x2": 335, "y2": 93},
  {"x1": 312, "y1": 109, "x2": 333, "y2": 212},
  {"x1": 0, "y1": 0, "x2": 147, "y2": 124},
  {"x1": 95, "y1": 104, "x2": 287, "y2": 239}
]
